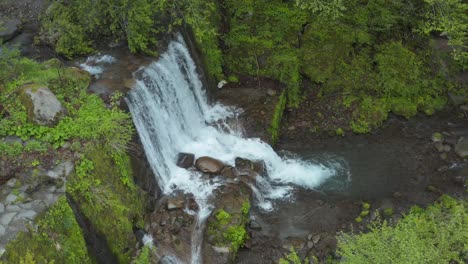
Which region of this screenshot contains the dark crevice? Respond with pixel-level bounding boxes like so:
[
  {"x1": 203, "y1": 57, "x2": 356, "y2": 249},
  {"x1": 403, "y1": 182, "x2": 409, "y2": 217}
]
[{"x1": 66, "y1": 194, "x2": 119, "y2": 264}]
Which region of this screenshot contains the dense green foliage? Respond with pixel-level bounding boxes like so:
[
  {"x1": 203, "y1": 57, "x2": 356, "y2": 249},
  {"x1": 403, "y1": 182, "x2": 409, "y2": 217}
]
[
  {"x1": 337, "y1": 196, "x2": 468, "y2": 263},
  {"x1": 420, "y1": 0, "x2": 468, "y2": 68},
  {"x1": 40, "y1": 0, "x2": 160, "y2": 57},
  {"x1": 38, "y1": 0, "x2": 466, "y2": 136},
  {"x1": 3, "y1": 197, "x2": 91, "y2": 263}
]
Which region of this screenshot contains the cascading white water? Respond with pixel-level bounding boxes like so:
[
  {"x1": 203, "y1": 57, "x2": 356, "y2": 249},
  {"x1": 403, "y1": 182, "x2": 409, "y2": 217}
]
[{"x1": 126, "y1": 34, "x2": 342, "y2": 263}]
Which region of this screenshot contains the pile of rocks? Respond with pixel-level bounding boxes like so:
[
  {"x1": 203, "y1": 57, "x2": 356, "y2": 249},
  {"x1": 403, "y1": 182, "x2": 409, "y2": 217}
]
[{"x1": 0, "y1": 160, "x2": 74, "y2": 255}]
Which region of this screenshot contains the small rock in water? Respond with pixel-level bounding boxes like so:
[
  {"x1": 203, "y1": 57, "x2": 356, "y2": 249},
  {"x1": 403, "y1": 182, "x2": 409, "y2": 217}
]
[
  {"x1": 176, "y1": 153, "x2": 194, "y2": 169},
  {"x1": 266, "y1": 88, "x2": 277, "y2": 96},
  {"x1": 455, "y1": 137, "x2": 468, "y2": 158},
  {"x1": 454, "y1": 176, "x2": 465, "y2": 185},
  {"x1": 6, "y1": 178, "x2": 17, "y2": 188},
  {"x1": 434, "y1": 142, "x2": 445, "y2": 152},
  {"x1": 440, "y1": 153, "x2": 448, "y2": 160},
  {"x1": 443, "y1": 145, "x2": 451, "y2": 152},
  {"x1": 431, "y1": 132, "x2": 444, "y2": 143},
  {"x1": 312, "y1": 234, "x2": 321, "y2": 244},
  {"x1": 307, "y1": 241, "x2": 314, "y2": 249},
  {"x1": 307, "y1": 233, "x2": 313, "y2": 240}
]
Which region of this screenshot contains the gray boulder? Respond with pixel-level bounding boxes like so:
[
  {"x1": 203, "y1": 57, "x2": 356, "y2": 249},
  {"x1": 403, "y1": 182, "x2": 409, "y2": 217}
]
[
  {"x1": 0, "y1": 17, "x2": 21, "y2": 42},
  {"x1": 455, "y1": 137, "x2": 468, "y2": 158},
  {"x1": 19, "y1": 84, "x2": 67, "y2": 126},
  {"x1": 195, "y1": 157, "x2": 225, "y2": 174}
]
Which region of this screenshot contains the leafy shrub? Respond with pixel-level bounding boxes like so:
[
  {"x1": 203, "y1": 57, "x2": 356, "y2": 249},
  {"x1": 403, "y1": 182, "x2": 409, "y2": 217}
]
[{"x1": 337, "y1": 196, "x2": 468, "y2": 263}]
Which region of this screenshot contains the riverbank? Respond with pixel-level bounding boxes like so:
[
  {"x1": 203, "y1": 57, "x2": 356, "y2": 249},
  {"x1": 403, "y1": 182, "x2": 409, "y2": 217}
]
[{"x1": 217, "y1": 81, "x2": 467, "y2": 262}]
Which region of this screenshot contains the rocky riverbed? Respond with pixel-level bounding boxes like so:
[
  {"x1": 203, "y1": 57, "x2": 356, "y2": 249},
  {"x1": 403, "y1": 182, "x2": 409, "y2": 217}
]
[{"x1": 217, "y1": 80, "x2": 467, "y2": 263}]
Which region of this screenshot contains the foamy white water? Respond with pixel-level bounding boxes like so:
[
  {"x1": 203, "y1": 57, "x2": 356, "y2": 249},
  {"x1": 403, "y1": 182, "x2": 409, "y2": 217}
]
[
  {"x1": 126, "y1": 34, "x2": 342, "y2": 263},
  {"x1": 79, "y1": 54, "x2": 117, "y2": 75}
]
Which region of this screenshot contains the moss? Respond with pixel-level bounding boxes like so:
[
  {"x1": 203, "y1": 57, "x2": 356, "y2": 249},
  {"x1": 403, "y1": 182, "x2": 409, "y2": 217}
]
[
  {"x1": 3, "y1": 197, "x2": 91, "y2": 263},
  {"x1": 360, "y1": 210, "x2": 369, "y2": 217},
  {"x1": 355, "y1": 217, "x2": 363, "y2": 223},
  {"x1": 383, "y1": 208, "x2": 394, "y2": 216},
  {"x1": 269, "y1": 90, "x2": 287, "y2": 144},
  {"x1": 207, "y1": 197, "x2": 251, "y2": 257},
  {"x1": 335, "y1": 128, "x2": 344, "y2": 137},
  {"x1": 68, "y1": 145, "x2": 145, "y2": 263},
  {"x1": 362, "y1": 202, "x2": 371, "y2": 210}
]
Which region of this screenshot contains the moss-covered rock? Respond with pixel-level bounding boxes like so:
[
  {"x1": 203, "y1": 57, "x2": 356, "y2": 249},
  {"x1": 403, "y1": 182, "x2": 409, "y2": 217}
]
[
  {"x1": 68, "y1": 145, "x2": 145, "y2": 263},
  {"x1": 19, "y1": 83, "x2": 67, "y2": 126},
  {"x1": 204, "y1": 184, "x2": 251, "y2": 263},
  {"x1": 2, "y1": 196, "x2": 91, "y2": 263}
]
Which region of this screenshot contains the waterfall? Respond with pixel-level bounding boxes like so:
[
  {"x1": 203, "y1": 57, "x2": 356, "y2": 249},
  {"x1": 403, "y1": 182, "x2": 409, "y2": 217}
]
[{"x1": 125, "y1": 34, "x2": 341, "y2": 263}]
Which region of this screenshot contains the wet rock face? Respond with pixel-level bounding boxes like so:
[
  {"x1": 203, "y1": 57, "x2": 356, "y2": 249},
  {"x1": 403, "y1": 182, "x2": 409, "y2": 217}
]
[
  {"x1": 195, "y1": 156, "x2": 225, "y2": 174},
  {"x1": 0, "y1": 17, "x2": 21, "y2": 42},
  {"x1": 19, "y1": 84, "x2": 67, "y2": 126},
  {"x1": 147, "y1": 197, "x2": 195, "y2": 264},
  {"x1": 176, "y1": 153, "x2": 194, "y2": 169}
]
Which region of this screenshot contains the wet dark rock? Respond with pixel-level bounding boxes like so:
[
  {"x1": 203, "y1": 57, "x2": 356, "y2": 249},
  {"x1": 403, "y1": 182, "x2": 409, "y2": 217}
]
[
  {"x1": 454, "y1": 176, "x2": 465, "y2": 185},
  {"x1": 266, "y1": 88, "x2": 277, "y2": 96},
  {"x1": 249, "y1": 220, "x2": 261, "y2": 230},
  {"x1": 195, "y1": 156, "x2": 225, "y2": 174},
  {"x1": 235, "y1": 157, "x2": 266, "y2": 176},
  {"x1": 0, "y1": 17, "x2": 21, "y2": 42},
  {"x1": 434, "y1": 142, "x2": 445, "y2": 152},
  {"x1": 19, "y1": 84, "x2": 67, "y2": 126},
  {"x1": 448, "y1": 93, "x2": 468, "y2": 107},
  {"x1": 176, "y1": 153, "x2": 194, "y2": 169},
  {"x1": 159, "y1": 256, "x2": 179, "y2": 264},
  {"x1": 220, "y1": 166, "x2": 237, "y2": 179}
]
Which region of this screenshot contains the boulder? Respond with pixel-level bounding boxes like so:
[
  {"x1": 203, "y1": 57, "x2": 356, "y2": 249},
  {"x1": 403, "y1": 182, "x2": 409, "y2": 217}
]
[
  {"x1": 455, "y1": 137, "x2": 468, "y2": 158},
  {"x1": 176, "y1": 153, "x2": 194, "y2": 169},
  {"x1": 88, "y1": 79, "x2": 114, "y2": 102},
  {"x1": 0, "y1": 17, "x2": 21, "y2": 42},
  {"x1": 235, "y1": 157, "x2": 266, "y2": 176},
  {"x1": 195, "y1": 157, "x2": 225, "y2": 174},
  {"x1": 448, "y1": 93, "x2": 468, "y2": 107},
  {"x1": 19, "y1": 84, "x2": 66, "y2": 126},
  {"x1": 220, "y1": 166, "x2": 237, "y2": 179}
]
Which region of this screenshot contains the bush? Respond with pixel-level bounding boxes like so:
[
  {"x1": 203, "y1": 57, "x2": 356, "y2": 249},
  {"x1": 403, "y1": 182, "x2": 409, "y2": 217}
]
[{"x1": 337, "y1": 196, "x2": 468, "y2": 263}]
